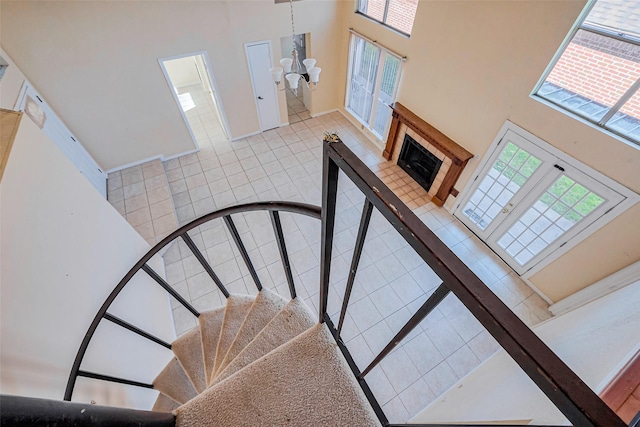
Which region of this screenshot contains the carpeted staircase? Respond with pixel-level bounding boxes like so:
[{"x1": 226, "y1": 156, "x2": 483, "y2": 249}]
[{"x1": 150, "y1": 288, "x2": 381, "y2": 426}]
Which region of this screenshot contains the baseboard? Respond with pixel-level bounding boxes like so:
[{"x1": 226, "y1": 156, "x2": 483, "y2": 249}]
[
  {"x1": 163, "y1": 148, "x2": 199, "y2": 161},
  {"x1": 520, "y1": 277, "x2": 554, "y2": 305},
  {"x1": 230, "y1": 130, "x2": 261, "y2": 141},
  {"x1": 105, "y1": 155, "x2": 164, "y2": 174},
  {"x1": 310, "y1": 108, "x2": 339, "y2": 118},
  {"x1": 549, "y1": 260, "x2": 640, "y2": 316}
]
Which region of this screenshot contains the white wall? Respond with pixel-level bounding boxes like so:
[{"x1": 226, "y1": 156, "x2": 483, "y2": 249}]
[
  {"x1": 411, "y1": 280, "x2": 640, "y2": 425},
  {"x1": 164, "y1": 56, "x2": 201, "y2": 88},
  {"x1": 0, "y1": 115, "x2": 175, "y2": 409}
]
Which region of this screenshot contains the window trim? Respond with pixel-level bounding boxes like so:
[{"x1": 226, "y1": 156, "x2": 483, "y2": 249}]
[
  {"x1": 531, "y1": 0, "x2": 640, "y2": 148},
  {"x1": 355, "y1": 0, "x2": 415, "y2": 37}
]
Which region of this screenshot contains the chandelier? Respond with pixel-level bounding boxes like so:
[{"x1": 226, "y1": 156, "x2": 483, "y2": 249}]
[{"x1": 269, "y1": 0, "x2": 321, "y2": 95}]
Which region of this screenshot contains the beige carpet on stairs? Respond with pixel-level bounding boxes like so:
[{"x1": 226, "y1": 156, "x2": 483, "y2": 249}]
[
  {"x1": 152, "y1": 358, "x2": 197, "y2": 404},
  {"x1": 152, "y1": 393, "x2": 180, "y2": 412},
  {"x1": 216, "y1": 288, "x2": 287, "y2": 375},
  {"x1": 213, "y1": 297, "x2": 316, "y2": 385},
  {"x1": 175, "y1": 323, "x2": 381, "y2": 427},
  {"x1": 211, "y1": 294, "x2": 254, "y2": 378},
  {"x1": 198, "y1": 305, "x2": 226, "y2": 385},
  {"x1": 171, "y1": 327, "x2": 206, "y2": 393}
]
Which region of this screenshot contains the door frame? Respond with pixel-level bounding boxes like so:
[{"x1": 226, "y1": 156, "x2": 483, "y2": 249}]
[
  {"x1": 158, "y1": 51, "x2": 231, "y2": 149},
  {"x1": 244, "y1": 40, "x2": 281, "y2": 131},
  {"x1": 15, "y1": 81, "x2": 107, "y2": 197},
  {"x1": 453, "y1": 121, "x2": 639, "y2": 279}
]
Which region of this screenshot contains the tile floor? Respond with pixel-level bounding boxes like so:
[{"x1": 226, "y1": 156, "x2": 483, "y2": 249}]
[
  {"x1": 286, "y1": 89, "x2": 311, "y2": 124},
  {"x1": 107, "y1": 105, "x2": 552, "y2": 422}
]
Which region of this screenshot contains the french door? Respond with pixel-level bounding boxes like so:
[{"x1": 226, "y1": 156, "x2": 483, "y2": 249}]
[
  {"x1": 456, "y1": 126, "x2": 625, "y2": 275},
  {"x1": 346, "y1": 33, "x2": 402, "y2": 141}
]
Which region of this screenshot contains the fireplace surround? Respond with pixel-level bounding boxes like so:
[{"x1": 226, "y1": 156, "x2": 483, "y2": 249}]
[{"x1": 383, "y1": 103, "x2": 473, "y2": 206}]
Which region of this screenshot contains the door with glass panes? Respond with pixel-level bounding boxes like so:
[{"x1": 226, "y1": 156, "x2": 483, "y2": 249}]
[{"x1": 455, "y1": 128, "x2": 624, "y2": 275}]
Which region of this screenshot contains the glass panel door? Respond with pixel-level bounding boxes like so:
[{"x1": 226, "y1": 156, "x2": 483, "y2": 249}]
[
  {"x1": 457, "y1": 130, "x2": 555, "y2": 240},
  {"x1": 489, "y1": 167, "x2": 617, "y2": 274},
  {"x1": 455, "y1": 125, "x2": 625, "y2": 276}
]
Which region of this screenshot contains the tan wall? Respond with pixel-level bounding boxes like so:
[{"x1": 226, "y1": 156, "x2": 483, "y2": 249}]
[
  {"x1": 339, "y1": 1, "x2": 640, "y2": 302},
  {"x1": 0, "y1": 1, "x2": 343, "y2": 170}
]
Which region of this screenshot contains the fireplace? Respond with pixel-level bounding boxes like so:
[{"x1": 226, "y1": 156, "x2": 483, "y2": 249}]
[
  {"x1": 398, "y1": 134, "x2": 443, "y2": 192},
  {"x1": 382, "y1": 103, "x2": 474, "y2": 206}
]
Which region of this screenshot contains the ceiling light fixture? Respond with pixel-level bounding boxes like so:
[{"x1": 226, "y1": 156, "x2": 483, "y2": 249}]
[{"x1": 269, "y1": 0, "x2": 321, "y2": 96}]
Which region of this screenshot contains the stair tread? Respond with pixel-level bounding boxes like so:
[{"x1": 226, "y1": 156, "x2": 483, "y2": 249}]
[
  {"x1": 215, "y1": 289, "x2": 287, "y2": 377},
  {"x1": 176, "y1": 323, "x2": 381, "y2": 427},
  {"x1": 198, "y1": 306, "x2": 226, "y2": 385},
  {"x1": 153, "y1": 358, "x2": 197, "y2": 404},
  {"x1": 172, "y1": 327, "x2": 206, "y2": 393},
  {"x1": 211, "y1": 294, "x2": 254, "y2": 379},
  {"x1": 152, "y1": 392, "x2": 180, "y2": 413},
  {"x1": 213, "y1": 297, "x2": 315, "y2": 385}
]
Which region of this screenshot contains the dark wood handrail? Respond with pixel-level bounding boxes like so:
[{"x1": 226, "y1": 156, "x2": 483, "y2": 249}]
[{"x1": 319, "y1": 136, "x2": 624, "y2": 427}]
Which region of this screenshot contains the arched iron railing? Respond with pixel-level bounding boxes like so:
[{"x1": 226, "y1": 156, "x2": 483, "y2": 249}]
[
  {"x1": 63, "y1": 201, "x2": 320, "y2": 402},
  {"x1": 55, "y1": 136, "x2": 630, "y2": 427}
]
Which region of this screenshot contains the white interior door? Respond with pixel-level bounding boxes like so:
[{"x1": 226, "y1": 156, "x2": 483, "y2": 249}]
[
  {"x1": 245, "y1": 41, "x2": 280, "y2": 131},
  {"x1": 17, "y1": 84, "x2": 107, "y2": 197},
  {"x1": 455, "y1": 124, "x2": 626, "y2": 276}
]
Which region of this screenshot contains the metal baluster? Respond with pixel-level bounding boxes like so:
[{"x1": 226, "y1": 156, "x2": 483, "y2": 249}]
[
  {"x1": 360, "y1": 283, "x2": 450, "y2": 378},
  {"x1": 338, "y1": 199, "x2": 373, "y2": 334},
  {"x1": 103, "y1": 313, "x2": 172, "y2": 350},
  {"x1": 141, "y1": 264, "x2": 200, "y2": 317},
  {"x1": 181, "y1": 233, "x2": 230, "y2": 298},
  {"x1": 224, "y1": 215, "x2": 262, "y2": 291},
  {"x1": 270, "y1": 210, "x2": 296, "y2": 299},
  {"x1": 320, "y1": 139, "x2": 340, "y2": 323}
]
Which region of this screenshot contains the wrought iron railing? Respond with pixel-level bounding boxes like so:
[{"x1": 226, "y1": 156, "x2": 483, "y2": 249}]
[
  {"x1": 318, "y1": 136, "x2": 626, "y2": 427},
  {"x1": 3, "y1": 137, "x2": 628, "y2": 426},
  {"x1": 62, "y1": 201, "x2": 321, "y2": 402}
]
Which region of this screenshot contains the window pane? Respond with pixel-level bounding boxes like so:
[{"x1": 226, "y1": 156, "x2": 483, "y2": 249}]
[
  {"x1": 347, "y1": 37, "x2": 380, "y2": 124},
  {"x1": 358, "y1": 0, "x2": 385, "y2": 22},
  {"x1": 539, "y1": 29, "x2": 640, "y2": 122},
  {"x1": 585, "y1": 0, "x2": 640, "y2": 39},
  {"x1": 462, "y1": 141, "x2": 543, "y2": 231},
  {"x1": 496, "y1": 174, "x2": 606, "y2": 266},
  {"x1": 386, "y1": 0, "x2": 418, "y2": 34},
  {"x1": 605, "y1": 87, "x2": 640, "y2": 143},
  {"x1": 372, "y1": 54, "x2": 401, "y2": 137}
]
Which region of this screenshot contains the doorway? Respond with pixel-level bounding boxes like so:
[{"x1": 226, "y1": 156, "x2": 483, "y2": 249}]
[
  {"x1": 280, "y1": 33, "x2": 312, "y2": 124},
  {"x1": 159, "y1": 52, "x2": 230, "y2": 148},
  {"x1": 454, "y1": 123, "x2": 629, "y2": 277},
  {"x1": 245, "y1": 41, "x2": 281, "y2": 131}
]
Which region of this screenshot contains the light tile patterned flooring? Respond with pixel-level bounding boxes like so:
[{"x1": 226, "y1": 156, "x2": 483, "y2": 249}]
[
  {"x1": 107, "y1": 97, "x2": 552, "y2": 422},
  {"x1": 286, "y1": 89, "x2": 311, "y2": 124}
]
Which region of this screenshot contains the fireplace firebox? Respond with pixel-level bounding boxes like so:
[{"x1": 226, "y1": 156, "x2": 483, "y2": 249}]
[{"x1": 398, "y1": 134, "x2": 443, "y2": 192}]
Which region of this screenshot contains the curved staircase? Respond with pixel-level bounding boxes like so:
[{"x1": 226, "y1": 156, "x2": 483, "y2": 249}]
[{"x1": 150, "y1": 289, "x2": 380, "y2": 426}]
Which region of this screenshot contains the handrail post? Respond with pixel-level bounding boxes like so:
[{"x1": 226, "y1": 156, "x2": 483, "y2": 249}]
[{"x1": 320, "y1": 137, "x2": 340, "y2": 323}]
